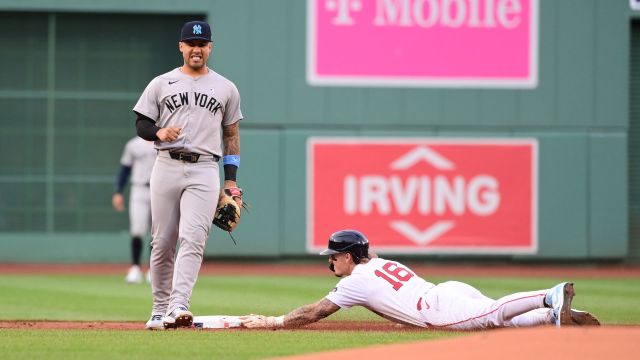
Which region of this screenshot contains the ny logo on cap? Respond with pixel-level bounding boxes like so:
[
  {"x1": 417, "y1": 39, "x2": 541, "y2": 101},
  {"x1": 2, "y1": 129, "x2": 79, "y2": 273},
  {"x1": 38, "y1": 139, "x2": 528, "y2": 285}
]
[{"x1": 193, "y1": 24, "x2": 202, "y2": 35}]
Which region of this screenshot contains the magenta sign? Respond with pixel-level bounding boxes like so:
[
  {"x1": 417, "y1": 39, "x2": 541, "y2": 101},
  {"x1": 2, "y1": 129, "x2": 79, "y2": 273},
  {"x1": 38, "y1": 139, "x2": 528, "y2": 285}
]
[{"x1": 307, "y1": 0, "x2": 538, "y2": 88}]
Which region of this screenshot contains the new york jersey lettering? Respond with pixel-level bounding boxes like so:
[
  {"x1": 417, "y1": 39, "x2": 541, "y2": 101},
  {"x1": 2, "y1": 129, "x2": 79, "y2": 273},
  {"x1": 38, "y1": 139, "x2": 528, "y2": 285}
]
[
  {"x1": 164, "y1": 92, "x2": 189, "y2": 113},
  {"x1": 164, "y1": 91, "x2": 222, "y2": 115},
  {"x1": 194, "y1": 92, "x2": 223, "y2": 115}
]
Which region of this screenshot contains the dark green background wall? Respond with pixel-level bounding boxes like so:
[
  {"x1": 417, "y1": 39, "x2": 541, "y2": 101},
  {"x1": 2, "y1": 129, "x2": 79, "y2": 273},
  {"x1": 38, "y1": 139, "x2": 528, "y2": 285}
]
[{"x1": 0, "y1": 0, "x2": 634, "y2": 262}]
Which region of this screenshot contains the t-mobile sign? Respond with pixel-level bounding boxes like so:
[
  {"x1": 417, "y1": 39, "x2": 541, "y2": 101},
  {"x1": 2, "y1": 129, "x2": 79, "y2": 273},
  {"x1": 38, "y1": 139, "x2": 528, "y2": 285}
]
[
  {"x1": 307, "y1": 0, "x2": 538, "y2": 88},
  {"x1": 307, "y1": 138, "x2": 538, "y2": 254}
]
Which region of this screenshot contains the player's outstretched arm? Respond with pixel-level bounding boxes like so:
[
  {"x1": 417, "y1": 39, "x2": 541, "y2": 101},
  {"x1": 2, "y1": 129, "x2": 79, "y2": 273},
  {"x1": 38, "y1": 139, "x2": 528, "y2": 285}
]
[
  {"x1": 284, "y1": 298, "x2": 340, "y2": 327},
  {"x1": 240, "y1": 298, "x2": 340, "y2": 329}
]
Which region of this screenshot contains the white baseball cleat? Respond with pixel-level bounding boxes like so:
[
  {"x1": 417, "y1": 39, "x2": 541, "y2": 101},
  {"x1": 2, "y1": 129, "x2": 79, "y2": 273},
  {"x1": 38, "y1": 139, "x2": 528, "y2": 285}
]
[
  {"x1": 145, "y1": 314, "x2": 165, "y2": 330},
  {"x1": 163, "y1": 307, "x2": 193, "y2": 329},
  {"x1": 545, "y1": 282, "x2": 575, "y2": 327},
  {"x1": 125, "y1": 265, "x2": 143, "y2": 284}
]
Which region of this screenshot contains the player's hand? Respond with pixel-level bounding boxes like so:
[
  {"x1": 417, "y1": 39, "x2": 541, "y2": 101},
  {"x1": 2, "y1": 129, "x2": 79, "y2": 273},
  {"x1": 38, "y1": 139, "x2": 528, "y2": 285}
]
[
  {"x1": 112, "y1": 193, "x2": 125, "y2": 212},
  {"x1": 239, "y1": 314, "x2": 280, "y2": 329},
  {"x1": 239, "y1": 314, "x2": 265, "y2": 328},
  {"x1": 156, "y1": 127, "x2": 182, "y2": 142},
  {"x1": 222, "y1": 181, "x2": 243, "y2": 208}
]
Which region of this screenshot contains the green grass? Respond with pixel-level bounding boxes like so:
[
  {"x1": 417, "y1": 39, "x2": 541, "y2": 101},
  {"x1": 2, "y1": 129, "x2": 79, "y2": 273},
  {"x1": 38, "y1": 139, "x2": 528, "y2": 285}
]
[
  {"x1": 0, "y1": 273, "x2": 638, "y2": 359},
  {"x1": 0, "y1": 329, "x2": 451, "y2": 360}
]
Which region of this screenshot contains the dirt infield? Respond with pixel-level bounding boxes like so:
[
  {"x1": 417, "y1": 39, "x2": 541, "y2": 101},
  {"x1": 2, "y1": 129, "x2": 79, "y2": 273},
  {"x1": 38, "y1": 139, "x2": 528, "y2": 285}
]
[
  {"x1": 277, "y1": 326, "x2": 640, "y2": 360},
  {"x1": 2, "y1": 261, "x2": 640, "y2": 278}
]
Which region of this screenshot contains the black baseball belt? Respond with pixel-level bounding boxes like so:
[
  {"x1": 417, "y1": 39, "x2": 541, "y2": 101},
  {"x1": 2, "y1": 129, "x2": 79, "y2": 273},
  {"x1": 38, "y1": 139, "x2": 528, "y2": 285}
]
[{"x1": 167, "y1": 151, "x2": 220, "y2": 163}]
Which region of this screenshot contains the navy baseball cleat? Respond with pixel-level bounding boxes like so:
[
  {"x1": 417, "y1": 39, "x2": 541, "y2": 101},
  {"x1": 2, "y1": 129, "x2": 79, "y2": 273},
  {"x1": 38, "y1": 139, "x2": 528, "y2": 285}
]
[
  {"x1": 545, "y1": 282, "x2": 575, "y2": 327},
  {"x1": 145, "y1": 314, "x2": 164, "y2": 330},
  {"x1": 163, "y1": 307, "x2": 193, "y2": 329}
]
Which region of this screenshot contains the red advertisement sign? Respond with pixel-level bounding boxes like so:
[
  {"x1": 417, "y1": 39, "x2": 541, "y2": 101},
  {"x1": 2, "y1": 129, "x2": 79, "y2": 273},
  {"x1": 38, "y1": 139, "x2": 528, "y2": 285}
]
[{"x1": 307, "y1": 138, "x2": 537, "y2": 254}]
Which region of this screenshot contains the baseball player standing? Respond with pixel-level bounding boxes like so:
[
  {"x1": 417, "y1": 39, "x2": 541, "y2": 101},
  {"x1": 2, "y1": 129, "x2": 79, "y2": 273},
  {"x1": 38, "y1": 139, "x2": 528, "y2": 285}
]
[
  {"x1": 112, "y1": 136, "x2": 157, "y2": 284},
  {"x1": 133, "y1": 20, "x2": 243, "y2": 330},
  {"x1": 241, "y1": 230, "x2": 601, "y2": 330}
]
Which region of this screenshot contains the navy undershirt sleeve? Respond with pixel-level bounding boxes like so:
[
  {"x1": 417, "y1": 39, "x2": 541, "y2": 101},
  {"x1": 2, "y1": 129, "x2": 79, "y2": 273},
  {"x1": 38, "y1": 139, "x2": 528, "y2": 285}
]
[
  {"x1": 115, "y1": 165, "x2": 132, "y2": 193},
  {"x1": 135, "y1": 111, "x2": 161, "y2": 141}
]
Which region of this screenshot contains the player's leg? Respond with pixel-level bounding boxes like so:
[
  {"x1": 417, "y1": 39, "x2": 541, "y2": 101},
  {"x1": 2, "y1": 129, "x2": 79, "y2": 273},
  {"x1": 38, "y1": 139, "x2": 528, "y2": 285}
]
[
  {"x1": 424, "y1": 281, "x2": 547, "y2": 330},
  {"x1": 137, "y1": 185, "x2": 152, "y2": 282},
  {"x1": 457, "y1": 282, "x2": 575, "y2": 329},
  {"x1": 507, "y1": 307, "x2": 600, "y2": 327},
  {"x1": 149, "y1": 156, "x2": 183, "y2": 316},
  {"x1": 474, "y1": 288, "x2": 548, "y2": 328},
  {"x1": 166, "y1": 161, "x2": 219, "y2": 324},
  {"x1": 130, "y1": 236, "x2": 143, "y2": 266},
  {"x1": 506, "y1": 308, "x2": 554, "y2": 327},
  {"x1": 125, "y1": 186, "x2": 145, "y2": 284},
  {"x1": 124, "y1": 236, "x2": 143, "y2": 284}
]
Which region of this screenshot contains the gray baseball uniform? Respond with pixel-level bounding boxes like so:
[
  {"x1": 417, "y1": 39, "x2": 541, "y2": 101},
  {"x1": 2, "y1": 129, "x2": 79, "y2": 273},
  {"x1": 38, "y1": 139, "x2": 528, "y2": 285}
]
[
  {"x1": 133, "y1": 67, "x2": 242, "y2": 316},
  {"x1": 119, "y1": 136, "x2": 156, "y2": 237}
]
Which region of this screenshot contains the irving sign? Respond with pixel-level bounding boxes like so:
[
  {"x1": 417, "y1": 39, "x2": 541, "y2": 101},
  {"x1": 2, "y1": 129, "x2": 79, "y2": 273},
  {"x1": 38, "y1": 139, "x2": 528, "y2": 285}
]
[{"x1": 307, "y1": 138, "x2": 538, "y2": 254}]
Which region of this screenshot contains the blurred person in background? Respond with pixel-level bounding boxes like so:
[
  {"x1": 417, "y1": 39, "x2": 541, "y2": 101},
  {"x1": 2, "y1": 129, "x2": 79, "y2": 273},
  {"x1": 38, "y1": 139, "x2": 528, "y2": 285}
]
[{"x1": 112, "y1": 136, "x2": 156, "y2": 284}]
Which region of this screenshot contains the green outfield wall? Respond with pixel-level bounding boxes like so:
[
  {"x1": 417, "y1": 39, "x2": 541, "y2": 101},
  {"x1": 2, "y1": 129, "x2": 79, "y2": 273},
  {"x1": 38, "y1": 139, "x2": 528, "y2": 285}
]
[{"x1": 0, "y1": 0, "x2": 636, "y2": 262}]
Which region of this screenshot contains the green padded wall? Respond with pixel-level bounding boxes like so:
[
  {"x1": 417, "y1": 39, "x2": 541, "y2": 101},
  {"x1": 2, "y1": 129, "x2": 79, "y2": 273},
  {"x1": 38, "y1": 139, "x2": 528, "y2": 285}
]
[
  {"x1": 0, "y1": 12, "x2": 201, "y2": 234},
  {"x1": 630, "y1": 20, "x2": 640, "y2": 261},
  {"x1": 0, "y1": 0, "x2": 633, "y2": 261}
]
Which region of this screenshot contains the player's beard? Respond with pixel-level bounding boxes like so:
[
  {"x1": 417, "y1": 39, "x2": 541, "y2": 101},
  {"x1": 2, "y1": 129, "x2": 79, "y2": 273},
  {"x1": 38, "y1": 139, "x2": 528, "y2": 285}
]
[
  {"x1": 188, "y1": 58, "x2": 205, "y2": 71},
  {"x1": 328, "y1": 263, "x2": 344, "y2": 277},
  {"x1": 186, "y1": 52, "x2": 207, "y2": 71}
]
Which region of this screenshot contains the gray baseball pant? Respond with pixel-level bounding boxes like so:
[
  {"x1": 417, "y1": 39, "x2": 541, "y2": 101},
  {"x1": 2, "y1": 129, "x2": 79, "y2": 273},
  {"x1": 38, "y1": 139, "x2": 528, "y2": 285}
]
[{"x1": 149, "y1": 151, "x2": 219, "y2": 315}]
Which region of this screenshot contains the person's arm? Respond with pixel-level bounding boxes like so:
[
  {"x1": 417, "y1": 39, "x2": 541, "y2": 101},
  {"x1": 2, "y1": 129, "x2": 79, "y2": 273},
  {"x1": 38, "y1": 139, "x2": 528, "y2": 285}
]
[
  {"x1": 135, "y1": 112, "x2": 161, "y2": 141},
  {"x1": 135, "y1": 112, "x2": 181, "y2": 142},
  {"x1": 240, "y1": 298, "x2": 340, "y2": 329},
  {"x1": 221, "y1": 122, "x2": 240, "y2": 188},
  {"x1": 112, "y1": 165, "x2": 132, "y2": 212}
]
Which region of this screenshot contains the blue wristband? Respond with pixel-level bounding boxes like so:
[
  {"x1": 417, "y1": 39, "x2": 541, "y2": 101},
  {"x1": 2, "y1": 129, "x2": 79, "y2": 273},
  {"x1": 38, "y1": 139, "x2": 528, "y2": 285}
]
[{"x1": 223, "y1": 155, "x2": 240, "y2": 168}]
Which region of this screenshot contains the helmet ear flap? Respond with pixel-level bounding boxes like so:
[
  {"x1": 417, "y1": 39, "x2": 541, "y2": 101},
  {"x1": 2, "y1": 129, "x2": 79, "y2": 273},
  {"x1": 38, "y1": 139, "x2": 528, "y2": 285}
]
[{"x1": 347, "y1": 249, "x2": 368, "y2": 264}]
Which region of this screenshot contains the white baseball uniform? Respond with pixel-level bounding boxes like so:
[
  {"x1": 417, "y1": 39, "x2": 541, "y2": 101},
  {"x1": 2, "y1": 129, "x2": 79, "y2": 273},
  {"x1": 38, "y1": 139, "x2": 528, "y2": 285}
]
[
  {"x1": 133, "y1": 67, "x2": 242, "y2": 316},
  {"x1": 326, "y1": 258, "x2": 553, "y2": 330},
  {"x1": 119, "y1": 136, "x2": 156, "y2": 237}
]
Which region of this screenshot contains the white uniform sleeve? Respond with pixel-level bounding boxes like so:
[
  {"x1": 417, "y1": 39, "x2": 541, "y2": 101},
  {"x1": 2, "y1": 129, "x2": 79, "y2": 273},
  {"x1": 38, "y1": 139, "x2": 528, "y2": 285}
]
[
  {"x1": 120, "y1": 140, "x2": 134, "y2": 167},
  {"x1": 133, "y1": 78, "x2": 160, "y2": 121},
  {"x1": 222, "y1": 83, "x2": 242, "y2": 126},
  {"x1": 325, "y1": 275, "x2": 368, "y2": 309}
]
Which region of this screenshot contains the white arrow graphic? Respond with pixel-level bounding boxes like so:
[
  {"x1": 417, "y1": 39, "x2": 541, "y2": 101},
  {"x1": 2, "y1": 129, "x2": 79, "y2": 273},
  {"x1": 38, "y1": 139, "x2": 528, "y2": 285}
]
[
  {"x1": 389, "y1": 146, "x2": 455, "y2": 171},
  {"x1": 390, "y1": 220, "x2": 455, "y2": 245}
]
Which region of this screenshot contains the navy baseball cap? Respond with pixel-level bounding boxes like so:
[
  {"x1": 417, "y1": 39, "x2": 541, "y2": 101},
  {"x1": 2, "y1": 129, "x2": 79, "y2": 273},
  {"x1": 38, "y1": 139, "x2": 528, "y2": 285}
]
[{"x1": 180, "y1": 20, "x2": 212, "y2": 42}]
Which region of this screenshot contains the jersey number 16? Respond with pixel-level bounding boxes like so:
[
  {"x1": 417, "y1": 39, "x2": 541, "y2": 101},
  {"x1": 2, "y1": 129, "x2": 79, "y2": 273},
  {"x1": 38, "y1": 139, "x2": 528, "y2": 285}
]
[{"x1": 374, "y1": 262, "x2": 414, "y2": 291}]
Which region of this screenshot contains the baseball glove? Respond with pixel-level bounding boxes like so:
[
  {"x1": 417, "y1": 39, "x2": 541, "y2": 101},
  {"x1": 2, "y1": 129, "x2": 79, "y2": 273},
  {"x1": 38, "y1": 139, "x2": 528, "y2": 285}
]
[{"x1": 213, "y1": 187, "x2": 246, "y2": 238}]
